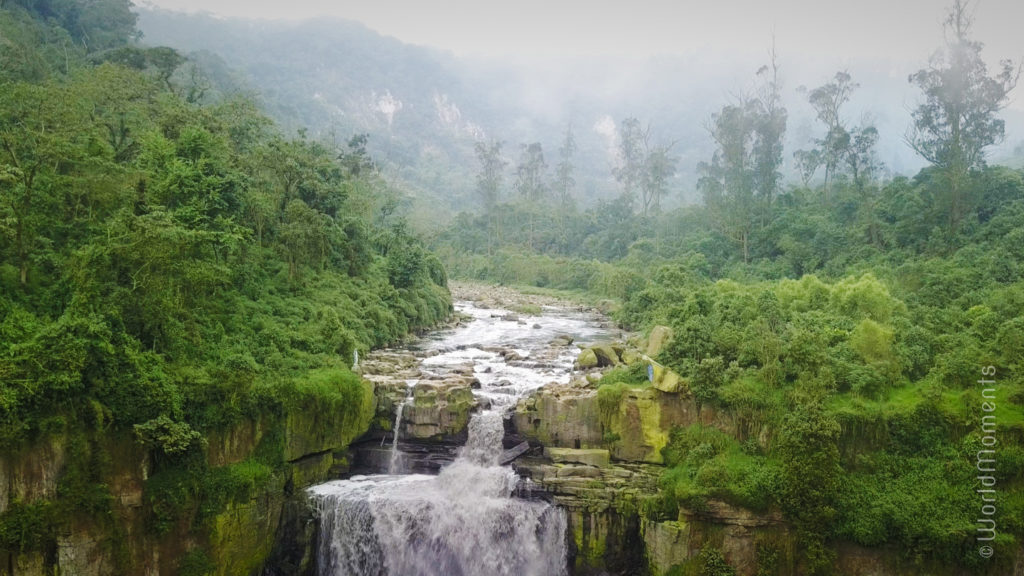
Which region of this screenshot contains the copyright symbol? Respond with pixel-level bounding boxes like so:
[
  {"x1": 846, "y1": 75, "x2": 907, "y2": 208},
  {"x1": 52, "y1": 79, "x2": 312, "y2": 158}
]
[{"x1": 979, "y1": 545, "x2": 994, "y2": 559}]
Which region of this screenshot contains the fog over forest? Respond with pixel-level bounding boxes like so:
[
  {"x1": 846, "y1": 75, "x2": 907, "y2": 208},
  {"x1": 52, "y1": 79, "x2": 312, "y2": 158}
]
[{"x1": 136, "y1": 2, "x2": 1024, "y2": 219}]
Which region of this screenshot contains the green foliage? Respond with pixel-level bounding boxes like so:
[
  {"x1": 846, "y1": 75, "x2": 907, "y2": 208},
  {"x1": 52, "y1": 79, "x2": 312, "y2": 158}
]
[
  {"x1": 698, "y1": 546, "x2": 736, "y2": 576},
  {"x1": 134, "y1": 416, "x2": 205, "y2": 457},
  {"x1": 776, "y1": 400, "x2": 841, "y2": 574},
  {"x1": 660, "y1": 425, "x2": 781, "y2": 513},
  {"x1": 0, "y1": 500, "x2": 57, "y2": 553},
  {"x1": 179, "y1": 548, "x2": 216, "y2": 576},
  {"x1": 596, "y1": 364, "x2": 649, "y2": 421},
  {"x1": 0, "y1": 1, "x2": 451, "y2": 561}
]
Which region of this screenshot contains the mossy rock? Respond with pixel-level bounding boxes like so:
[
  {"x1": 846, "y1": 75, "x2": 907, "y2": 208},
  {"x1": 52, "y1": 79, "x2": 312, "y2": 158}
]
[
  {"x1": 646, "y1": 326, "x2": 674, "y2": 357},
  {"x1": 578, "y1": 348, "x2": 600, "y2": 369},
  {"x1": 592, "y1": 345, "x2": 622, "y2": 367}
]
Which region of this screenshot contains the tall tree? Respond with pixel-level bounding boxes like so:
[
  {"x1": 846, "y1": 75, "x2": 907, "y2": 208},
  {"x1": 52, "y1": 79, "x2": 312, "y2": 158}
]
[
  {"x1": 0, "y1": 82, "x2": 90, "y2": 285},
  {"x1": 639, "y1": 144, "x2": 677, "y2": 217},
  {"x1": 700, "y1": 98, "x2": 758, "y2": 263},
  {"x1": 513, "y1": 142, "x2": 547, "y2": 203},
  {"x1": 553, "y1": 124, "x2": 576, "y2": 210},
  {"x1": 801, "y1": 71, "x2": 857, "y2": 200},
  {"x1": 514, "y1": 142, "x2": 547, "y2": 250},
  {"x1": 907, "y1": 0, "x2": 1019, "y2": 233},
  {"x1": 474, "y1": 139, "x2": 507, "y2": 254},
  {"x1": 752, "y1": 49, "x2": 787, "y2": 217},
  {"x1": 613, "y1": 117, "x2": 647, "y2": 207},
  {"x1": 701, "y1": 56, "x2": 787, "y2": 262}
]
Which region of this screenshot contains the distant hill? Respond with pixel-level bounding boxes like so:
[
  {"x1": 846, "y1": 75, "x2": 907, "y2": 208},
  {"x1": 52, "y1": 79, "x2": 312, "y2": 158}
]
[{"x1": 137, "y1": 8, "x2": 1024, "y2": 225}]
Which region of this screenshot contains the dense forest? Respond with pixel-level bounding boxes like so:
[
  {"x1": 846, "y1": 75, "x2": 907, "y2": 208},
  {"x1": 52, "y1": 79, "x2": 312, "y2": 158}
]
[
  {"x1": 435, "y1": 3, "x2": 1024, "y2": 572},
  {"x1": 1, "y1": 0, "x2": 1023, "y2": 574},
  {"x1": 0, "y1": 0, "x2": 449, "y2": 563}
]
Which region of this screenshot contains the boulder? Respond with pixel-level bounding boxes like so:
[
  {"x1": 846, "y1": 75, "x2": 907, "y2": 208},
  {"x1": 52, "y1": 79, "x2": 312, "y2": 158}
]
[
  {"x1": 577, "y1": 348, "x2": 600, "y2": 369},
  {"x1": 647, "y1": 360, "x2": 686, "y2": 394},
  {"x1": 591, "y1": 345, "x2": 621, "y2": 367},
  {"x1": 645, "y1": 325, "x2": 674, "y2": 357}
]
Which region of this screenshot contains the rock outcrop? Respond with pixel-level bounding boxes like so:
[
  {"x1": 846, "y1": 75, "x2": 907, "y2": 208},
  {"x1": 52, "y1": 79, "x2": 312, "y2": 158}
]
[{"x1": 0, "y1": 378, "x2": 377, "y2": 576}]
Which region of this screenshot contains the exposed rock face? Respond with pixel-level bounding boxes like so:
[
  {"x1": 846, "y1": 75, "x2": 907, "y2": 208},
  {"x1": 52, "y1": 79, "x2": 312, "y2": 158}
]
[
  {"x1": 513, "y1": 382, "x2": 604, "y2": 449},
  {"x1": 645, "y1": 325, "x2": 674, "y2": 357},
  {"x1": 545, "y1": 447, "x2": 610, "y2": 468},
  {"x1": 515, "y1": 456, "x2": 660, "y2": 575},
  {"x1": 405, "y1": 380, "x2": 476, "y2": 441},
  {"x1": 0, "y1": 378, "x2": 377, "y2": 576},
  {"x1": 514, "y1": 381, "x2": 729, "y2": 465}
]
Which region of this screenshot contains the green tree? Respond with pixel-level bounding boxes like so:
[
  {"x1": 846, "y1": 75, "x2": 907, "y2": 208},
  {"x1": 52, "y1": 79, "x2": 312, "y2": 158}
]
[
  {"x1": 801, "y1": 70, "x2": 857, "y2": 200},
  {"x1": 700, "y1": 99, "x2": 757, "y2": 262},
  {"x1": 553, "y1": 123, "x2": 576, "y2": 210},
  {"x1": 513, "y1": 142, "x2": 547, "y2": 203},
  {"x1": 514, "y1": 142, "x2": 547, "y2": 250},
  {"x1": 0, "y1": 81, "x2": 90, "y2": 285},
  {"x1": 639, "y1": 143, "x2": 677, "y2": 217},
  {"x1": 752, "y1": 50, "x2": 787, "y2": 213},
  {"x1": 907, "y1": 0, "x2": 1019, "y2": 233},
  {"x1": 777, "y1": 398, "x2": 841, "y2": 574},
  {"x1": 474, "y1": 139, "x2": 506, "y2": 254},
  {"x1": 613, "y1": 117, "x2": 646, "y2": 207}
]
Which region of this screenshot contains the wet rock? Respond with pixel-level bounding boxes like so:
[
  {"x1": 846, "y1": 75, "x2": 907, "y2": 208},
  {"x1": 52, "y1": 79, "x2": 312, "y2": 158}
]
[
  {"x1": 501, "y1": 350, "x2": 525, "y2": 362},
  {"x1": 551, "y1": 334, "x2": 574, "y2": 347},
  {"x1": 532, "y1": 323, "x2": 542, "y2": 329},
  {"x1": 401, "y1": 380, "x2": 478, "y2": 442}
]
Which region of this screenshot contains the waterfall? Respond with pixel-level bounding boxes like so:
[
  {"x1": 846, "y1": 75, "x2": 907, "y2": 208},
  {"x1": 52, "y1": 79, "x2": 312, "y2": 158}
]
[
  {"x1": 313, "y1": 409, "x2": 568, "y2": 576},
  {"x1": 310, "y1": 300, "x2": 612, "y2": 576},
  {"x1": 388, "y1": 385, "x2": 415, "y2": 474}
]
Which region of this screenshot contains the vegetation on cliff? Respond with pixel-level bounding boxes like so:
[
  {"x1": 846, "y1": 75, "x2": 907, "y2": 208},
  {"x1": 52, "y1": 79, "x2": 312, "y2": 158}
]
[{"x1": 0, "y1": 0, "x2": 449, "y2": 564}]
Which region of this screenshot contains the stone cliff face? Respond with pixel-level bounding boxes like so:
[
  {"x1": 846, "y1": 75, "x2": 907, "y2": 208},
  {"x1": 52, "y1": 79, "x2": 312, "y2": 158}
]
[{"x1": 0, "y1": 380, "x2": 375, "y2": 576}]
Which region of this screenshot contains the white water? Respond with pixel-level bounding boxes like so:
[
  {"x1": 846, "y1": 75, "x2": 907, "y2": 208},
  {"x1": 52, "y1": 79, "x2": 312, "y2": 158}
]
[
  {"x1": 310, "y1": 300, "x2": 615, "y2": 576},
  {"x1": 388, "y1": 381, "x2": 416, "y2": 475}
]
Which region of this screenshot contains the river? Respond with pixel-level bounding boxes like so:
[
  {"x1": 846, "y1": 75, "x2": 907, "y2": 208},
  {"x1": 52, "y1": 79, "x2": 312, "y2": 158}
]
[{"x1": 309, "y1": 296, "x2": 617, "y2": 576}]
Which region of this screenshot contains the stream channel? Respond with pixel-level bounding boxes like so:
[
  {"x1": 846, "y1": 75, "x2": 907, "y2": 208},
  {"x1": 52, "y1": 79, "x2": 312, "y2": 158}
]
[{"x1": 309, "y1": 297, "x2": 618, "y2": 576}]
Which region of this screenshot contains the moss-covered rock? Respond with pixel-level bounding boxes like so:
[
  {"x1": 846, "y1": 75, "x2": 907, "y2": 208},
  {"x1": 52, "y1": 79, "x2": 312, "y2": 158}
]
[
  {"x1": 403, "y1": 380, "x2": 477, "y2": 441},
  {"x1": 642, "y1": 519, "x2": 691, "y2": 576},
  {"x1": 591, "y1": 345, "x2": 622, "y2": 367},
  {"x1": 646, "y1": 359, "x2": 687, "y2": 394},
  {"x1": 284, "y1": 377, "x2": 376, "y2": 462},
  {"x1": 513, "y1": 383, "x2": 604, "y2": 449},
  {"x1": 577, "y1": 348, "x2": 600, "y2": 369},
  {"x1": 646, "y1": 325, "x2": 674, "y2": 357},
  {"x1": 604, "y1": 386, "x2": 668, "y2": 463}
]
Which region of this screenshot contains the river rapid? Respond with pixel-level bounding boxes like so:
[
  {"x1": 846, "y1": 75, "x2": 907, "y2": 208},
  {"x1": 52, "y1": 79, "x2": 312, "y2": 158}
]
[{"x1": 309, "y1": 293, "x2": 617, "y2": 576}]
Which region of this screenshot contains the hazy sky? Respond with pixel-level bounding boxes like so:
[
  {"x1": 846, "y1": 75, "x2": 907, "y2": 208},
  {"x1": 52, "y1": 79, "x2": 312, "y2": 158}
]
[{"x1": 142, "y1": 0, "x2": 1023, "y2": 62}]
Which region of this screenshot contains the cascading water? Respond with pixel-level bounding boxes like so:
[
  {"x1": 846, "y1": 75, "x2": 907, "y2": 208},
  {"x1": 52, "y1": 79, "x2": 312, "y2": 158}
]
[
  {"x1": 310, "y1": 299, "x2": 615, "y2": 576},
  {"x1": 388, "y1": 381, "x2": 416, "y2": 475}
]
